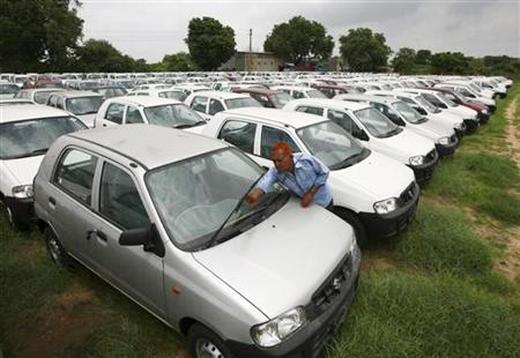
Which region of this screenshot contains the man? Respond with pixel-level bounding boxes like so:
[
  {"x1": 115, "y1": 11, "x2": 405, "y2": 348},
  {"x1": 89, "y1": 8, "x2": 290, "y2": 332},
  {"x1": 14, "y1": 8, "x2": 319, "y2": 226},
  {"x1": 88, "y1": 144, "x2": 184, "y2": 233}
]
[{"x1": 246, "y1": 142, "x2": 333, "y2": 209}]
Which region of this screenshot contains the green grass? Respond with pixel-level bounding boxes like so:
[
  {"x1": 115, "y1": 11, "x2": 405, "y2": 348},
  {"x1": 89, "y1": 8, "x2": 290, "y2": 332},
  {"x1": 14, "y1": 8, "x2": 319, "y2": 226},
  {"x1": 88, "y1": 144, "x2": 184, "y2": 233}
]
[{"x1": 326, "y1": 272, "x2": 520, "y2": 358}]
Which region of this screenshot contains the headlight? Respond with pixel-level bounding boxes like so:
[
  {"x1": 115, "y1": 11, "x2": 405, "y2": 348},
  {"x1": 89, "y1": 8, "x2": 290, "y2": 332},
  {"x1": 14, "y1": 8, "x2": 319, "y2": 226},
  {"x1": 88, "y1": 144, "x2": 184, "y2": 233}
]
[
  {"x1": 12, "y1": 185, "x2": 33, "y2": 199},
  {"x1": 251, "y1": 307, "x2": 307, "y2": 347},
  {"x1": 455, "y1": 123, "x2": 463, "y2": 130},
  {"x1": 438, "y1": 136, "x2": 450, "y2": 145},
  {"x1": 482, "y1": 109, "x2": 488, "y2": 114},
  {"x1": 373, "y1": 197, "x2": 397, "y2": 214},
  {"x1": 409, "y1": 155, "x2": 424, "y2": 166}
]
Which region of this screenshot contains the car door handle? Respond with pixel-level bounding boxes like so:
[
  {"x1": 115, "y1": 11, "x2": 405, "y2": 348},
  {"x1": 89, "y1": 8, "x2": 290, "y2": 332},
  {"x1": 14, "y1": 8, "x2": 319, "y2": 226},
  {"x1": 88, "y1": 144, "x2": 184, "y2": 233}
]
[
  {"x1": 96, "y1": 230, "x2": 108, "y2": 242},
  {"x1": 102, "y1": 123, "x2": 107, "y2": 127},
  {"x1": 48, "y1": 196, "x2": 56, "y2": 208}
]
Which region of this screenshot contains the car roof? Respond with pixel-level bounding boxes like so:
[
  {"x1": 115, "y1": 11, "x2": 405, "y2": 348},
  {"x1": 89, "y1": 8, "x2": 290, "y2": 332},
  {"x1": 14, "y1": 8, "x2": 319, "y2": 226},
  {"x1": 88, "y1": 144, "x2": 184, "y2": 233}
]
[
  {"x1": 221, "y1": 107, "x2": 328, "y2": 128},
  {"x1": 288, "y1": 98, "x2": 370, "y2": 111},
  {"x1": 0, "y1": 104, "x2": 70, "y2": 123},
  {"x1": 189, "y1": 91, "x2": 250, "y2": 100},
  {"x1": 335, "y1": 93, "x2": 399, "y2": 104},
  {"x1": 233, "y1": 87, "x2": 282, "y2": 95},
  {"x1": 68, "y1": 124, "x2": 228, "y2": 170},
  {"x1": 108, "y1": 96, "x2": 183, "y2": 107},
  {"x1": 51, "y1": 90, "x2": 102, "y2": 98}
]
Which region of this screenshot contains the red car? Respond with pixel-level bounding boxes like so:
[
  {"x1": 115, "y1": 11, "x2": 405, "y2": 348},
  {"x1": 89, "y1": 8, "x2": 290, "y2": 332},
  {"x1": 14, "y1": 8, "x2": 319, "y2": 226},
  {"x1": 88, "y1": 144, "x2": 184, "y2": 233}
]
[{"x1": 424, "y1": 87, "x2": 490, "y2": 123}]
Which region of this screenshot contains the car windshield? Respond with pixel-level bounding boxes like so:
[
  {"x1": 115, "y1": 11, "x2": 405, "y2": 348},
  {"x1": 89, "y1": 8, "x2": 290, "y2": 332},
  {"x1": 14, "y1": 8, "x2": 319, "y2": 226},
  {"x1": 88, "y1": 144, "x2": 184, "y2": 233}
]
[
  {"x1": 224, "y1": 97, "x2": 262, "y2": 109},
  {"x1": 306, "y1": 89, "x2": 327, "y2": 98},
  {"x1": 144, "y1": 103, "x2": 205, "y2": 128},
  {"x1": 393, "y1": 101, "x2": 427, "y2": 124},
  {"x1": 469, "y1": 83, "x2": 482, "y2": 93},
  {"x1": 158, "y1": 90, "x2": 186, "y2": 101},
  {"x1": 0, "y1": 116, "x2": 86, "y2": 160},
  {"x1": 296, "y1": 120, "x2": 369, "y2": 169},
  {"x1": 354, "y1": 107, "x2": 402, "y2": 138},
  {"x1": 146, "y1": 148, "x2": 289, "y2": 250},
  {"x1": 66, "y1": 96, "x2": 103, "y2": 115},
  {"x1": 437, "y1": 92, "x2": 457, "y2": 107},
  {"x1": 0, "y1": 84, "x2": 19, "y2": 95},
  {"x1": 270, "y1": 92, "x2": 293, "y2": 108},
  {"x1": 416, "y1": 95, "x2": 440, "y2": 113},
  {"x1": 34, "y1": 90, "x2": 63, "y2": 104}
]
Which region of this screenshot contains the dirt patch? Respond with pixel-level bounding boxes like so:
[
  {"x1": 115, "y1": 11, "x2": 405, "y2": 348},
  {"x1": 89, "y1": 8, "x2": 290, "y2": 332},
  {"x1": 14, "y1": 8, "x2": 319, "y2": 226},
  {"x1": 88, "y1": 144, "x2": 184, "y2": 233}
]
[
  {"x1": 505, "y1": 97, "x2": 520, "y2": 170},
  {"x1": 15, "y1": 240, "x2": 44, "y2": 259},
  {"x1": 361, "y1": 245, "x2": 397, "y2": 272},
  {"x1": 22, "y1": 287, "x2": 104, "y2": 358},
  {"x1": 495, "y1": 226, "x2": 520, "y2": 282}
]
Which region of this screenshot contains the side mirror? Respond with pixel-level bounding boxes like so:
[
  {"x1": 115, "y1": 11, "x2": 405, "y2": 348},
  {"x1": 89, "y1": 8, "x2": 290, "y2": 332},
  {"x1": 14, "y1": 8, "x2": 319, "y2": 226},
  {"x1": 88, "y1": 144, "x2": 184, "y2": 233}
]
[
  {"x1": 414, "y1": 106, "x2": 427, "y2": 115},
  {"x1": 439, "y1": 103, "x2": 448, "y2": 109},
  {"x1": 354, "y1": 128, "x2": 369, "y2": 141},
  {"x1": 119, "y1": 224, "x2": 165, "y2": 257}
]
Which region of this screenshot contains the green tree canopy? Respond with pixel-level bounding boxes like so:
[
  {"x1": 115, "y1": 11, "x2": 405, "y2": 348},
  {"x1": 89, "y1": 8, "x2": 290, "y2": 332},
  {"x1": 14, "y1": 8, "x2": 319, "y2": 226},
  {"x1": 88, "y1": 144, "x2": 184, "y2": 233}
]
[
  {"x1": 185, "y1": 17, "x2": 235, "y2": 71},
  {"x1": 392, "y1": 48, "x2": 417, "y2": 74},
  {"x1": 263, "y1": 16, "x2": 334, "y2": 65},
  {"x1": 161, "y1": 52, "x2": 194, "y2": 71},
  {"x1": 75, "y1": 39, "x2": 138, "y2": 72},
  {"x1": 339, "y1": 28, "x2": 392, "y2": 72},
  {"x1": 431, "y1": 52, "x2": 469, "y2": 75},
  {"x1": 0, "y1": 0, "x2": 83, "y2": 72},
  {"x1": 416, "y1": 49, "x2": 432, "y2": 65}
]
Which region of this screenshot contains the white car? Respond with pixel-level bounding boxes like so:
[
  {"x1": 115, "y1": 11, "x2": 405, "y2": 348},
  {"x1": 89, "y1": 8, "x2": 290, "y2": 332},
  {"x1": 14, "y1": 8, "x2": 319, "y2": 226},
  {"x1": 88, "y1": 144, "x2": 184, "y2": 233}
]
[
  {"x1": 0, "y1": 81, "x2": 20, "y2": 99},
  {"x1": 202, "y1": 107, "x2": 419, "y2": 244},
  {"x1": 94, "y1": 96, "x2": 207, "y2": 133},
  {"x1": 184, "y1": 91, "x2": 262, "y2": 120},
  {"x1": 396, "y1": 88, "x2": 480, "y2": 134},
  {"x1": 0, "y1": 104, "x2": 86, "y2": 228},
  {"x1": 127, "y1": 88, "x2": 186, "y2": 101},
  {"x1": 283, "y1": 98, "x2": 439, "y2": 184},
  {"x1": 46, "y1": 91, "x2": 104, "y2": 128},
  {"x1": 14, "y1": 88, "x2": 65, "y2": 104},
  {"x1": 270, "y1": 85, "x2": 328, "y2": 100},
  {"x1": 333, "y1": 94, "x2": 459, "y2": 156},
  {"x1": 367, "y1": 90, "x2": 467, "y2": 137}
]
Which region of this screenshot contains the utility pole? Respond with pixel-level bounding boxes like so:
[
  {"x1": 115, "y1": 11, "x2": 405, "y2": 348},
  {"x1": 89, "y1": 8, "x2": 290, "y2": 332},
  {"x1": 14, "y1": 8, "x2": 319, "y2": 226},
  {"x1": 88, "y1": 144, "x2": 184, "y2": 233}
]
[{"x1": 249, "y1": 29, "x2": 252, "y2": 52}]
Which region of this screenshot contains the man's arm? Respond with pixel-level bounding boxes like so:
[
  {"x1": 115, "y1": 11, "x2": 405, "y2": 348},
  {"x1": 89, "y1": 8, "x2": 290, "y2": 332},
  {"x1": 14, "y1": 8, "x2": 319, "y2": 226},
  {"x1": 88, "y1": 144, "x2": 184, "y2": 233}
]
[
  {"x1": 246, "y1": 167, "x2": 277, "y2": 205},
  {"x1": 301, "y1": 156, "x2": 329, "y2": 208}
]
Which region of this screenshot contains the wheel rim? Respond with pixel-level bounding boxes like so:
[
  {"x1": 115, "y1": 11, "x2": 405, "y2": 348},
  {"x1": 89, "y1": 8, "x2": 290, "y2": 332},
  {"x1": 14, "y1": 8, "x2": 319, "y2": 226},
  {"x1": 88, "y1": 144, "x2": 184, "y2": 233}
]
[
  {"x1": 195, "y1": 338, "x2": 224, "y2": 358},
  {"x1": 48, "y1": 236, "x2": 61, "y2": 263}
]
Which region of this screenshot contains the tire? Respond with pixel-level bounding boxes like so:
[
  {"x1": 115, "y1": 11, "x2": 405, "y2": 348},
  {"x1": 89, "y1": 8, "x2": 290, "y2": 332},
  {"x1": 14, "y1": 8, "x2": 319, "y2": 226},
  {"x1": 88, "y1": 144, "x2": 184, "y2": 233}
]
[
  {"x1": 334, "y1": 208, "x2": 368, "y2": 248},
  {"x1": 188, "y1": 323, "x2": 234, "y2": 358},
  {"x1": 43, "y1": 227, "x2": 74, "y2": 268}
]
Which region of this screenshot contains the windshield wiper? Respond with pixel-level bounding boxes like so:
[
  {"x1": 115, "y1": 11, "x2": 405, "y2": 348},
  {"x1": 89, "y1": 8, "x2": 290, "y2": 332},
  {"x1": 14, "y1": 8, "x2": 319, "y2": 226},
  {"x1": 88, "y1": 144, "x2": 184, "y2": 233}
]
[
  {"x1": 3, "y1": 147, "x2": 49, "y2": 160},
  {"x1": 204, "y1": 174, "x2": 264, "y2": 249},
  {"x1": 330, "y1": 149, "x2": 369, "y2": 170},
  {"x1": 172, "y1": 123, "x2": 198, "y2": 129}
]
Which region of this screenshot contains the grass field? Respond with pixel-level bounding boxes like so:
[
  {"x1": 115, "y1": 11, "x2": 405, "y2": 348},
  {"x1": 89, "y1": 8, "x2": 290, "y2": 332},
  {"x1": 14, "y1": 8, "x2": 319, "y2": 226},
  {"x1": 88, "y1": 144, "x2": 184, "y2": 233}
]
[{"x1": 1, "y1": 86, "x2": 519, "y2": 358}]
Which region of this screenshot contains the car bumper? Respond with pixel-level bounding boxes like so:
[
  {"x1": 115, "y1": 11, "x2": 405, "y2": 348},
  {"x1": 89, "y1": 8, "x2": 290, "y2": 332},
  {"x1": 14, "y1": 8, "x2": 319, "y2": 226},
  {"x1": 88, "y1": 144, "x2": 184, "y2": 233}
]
[
  {"x1": 3, "y1": 196, "x2": 34, "y2": 225},
  {"x1": 358, "y1": 183, "x2": 420, "y2": 238},
  {"x1": 226, "y1": 273, "x2": 360, "y2": 357},
  {"x1": 435, "y1": 138, "x2": 458, "y2": 156},
  {"x1": 477, "y1": 112, "x2": 490, "y2": 123},
  {"x1": 463, "y1": 119, "x2": 479, "y2": 134},
  {"x1": 408, "y1": 157, "x2": 439, "y2": 184}
]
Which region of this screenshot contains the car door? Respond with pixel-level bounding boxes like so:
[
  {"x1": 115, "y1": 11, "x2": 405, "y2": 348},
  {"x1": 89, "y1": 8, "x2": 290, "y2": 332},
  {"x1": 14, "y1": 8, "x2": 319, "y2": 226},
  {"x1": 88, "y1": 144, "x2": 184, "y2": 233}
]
[
  {"x1": 50, "y1": 147, "x2": 105, "y2": 271},
  {"x1": 217, "y1": 119, "x2": 258, "y2": 158},
  {"x1": 123, "y1": 105, "x2": 145, "y2": 124},
  {"x1": 327, "y1": 109, "x2": 369, "y2": 143},
  {"x1": 256, "y1": 125, "x2": 302, "y2": 169},
  {"x1": 92, "y1": 160, "x2": 166, "y2": 317},
  {"x1": 98, "y1": 102, "x2": 126, "y2": 128}
]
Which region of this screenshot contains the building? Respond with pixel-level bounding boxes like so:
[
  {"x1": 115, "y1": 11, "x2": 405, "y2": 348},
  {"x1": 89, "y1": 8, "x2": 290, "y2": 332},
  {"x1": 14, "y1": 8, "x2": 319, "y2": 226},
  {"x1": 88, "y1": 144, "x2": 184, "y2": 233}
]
[{"x1": 220, "y1": 51, "x2": 283, "y2": 71}]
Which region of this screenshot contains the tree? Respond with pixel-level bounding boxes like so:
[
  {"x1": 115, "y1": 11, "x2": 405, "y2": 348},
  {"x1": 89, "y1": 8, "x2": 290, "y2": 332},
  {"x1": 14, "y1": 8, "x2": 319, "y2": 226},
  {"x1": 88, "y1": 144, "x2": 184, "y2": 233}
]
[
  {"x1": 75, "y1": 39, "x2": 140, "y2": 72},
  {"x1": 0, "y1": 0, "x2": 83, "y2": 72},
  {"x1": 264, "y1": 16, "x2": 334, "y2": 65},
  {"x1": 416, "y1": 49, "x2": 432, "y2": 65},
  {"x1": 391, "y1": 48, "x2": 417, "y2": 74},
  {"x1": 430, "y1": 52, "x2": 469, "y2": 75},
  {"x1": 185, "y1": 17, "x2": 235, "y2": 71},
  {"x1": 161, "y1": 52, "x2": 194, "y2": 71},
  {"x1": 339, "y1": 28, "x2": 391, "y2": 72}
]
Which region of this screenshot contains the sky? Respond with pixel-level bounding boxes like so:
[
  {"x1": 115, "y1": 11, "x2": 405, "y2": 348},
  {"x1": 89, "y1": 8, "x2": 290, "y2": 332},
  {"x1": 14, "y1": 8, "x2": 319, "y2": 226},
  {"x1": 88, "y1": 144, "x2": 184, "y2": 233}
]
[{"x1": 77, "y1": 0, "x2": 519, "y2": 63}]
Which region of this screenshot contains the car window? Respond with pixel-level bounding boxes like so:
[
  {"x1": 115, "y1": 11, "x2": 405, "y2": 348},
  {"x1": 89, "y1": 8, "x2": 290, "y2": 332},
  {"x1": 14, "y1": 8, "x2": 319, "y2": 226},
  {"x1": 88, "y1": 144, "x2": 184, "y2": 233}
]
[
  {"x1": 260, "y1": 126, "x2": 300, "y2": 158},
  {"x1": 293, "y1": 90, "x2": 305, "y2": 99},
  {"x1": 105, "y1": 103, "x2": 125, "y2": 124},
  {"x1": 53, "y1": 149, "x2": 98, "y2": 206},
  {"x1": 295, "y1": 105, "x2": 324, "y2": 116},
  {"x1": 327, "y1": 109, "x2": 360, "y2": 133},
  {"x1": 190, "y1": 96, "x2": 208, "y2": 113},
  {"x1": 57, "y1": 98, "x2": 65, "y2": 109},
  {"x1": 125, "y1": 106, "x2": 144, "y2": 124},
  {"x1": 99, "y1": 162, "x2": 149, "y2": 230},
  {"x1": 208, "y1": 98, "x2": 225, "y2": 115},
  {"x1": 218, "y1": 120, "x2": 256, "y2": 154}
]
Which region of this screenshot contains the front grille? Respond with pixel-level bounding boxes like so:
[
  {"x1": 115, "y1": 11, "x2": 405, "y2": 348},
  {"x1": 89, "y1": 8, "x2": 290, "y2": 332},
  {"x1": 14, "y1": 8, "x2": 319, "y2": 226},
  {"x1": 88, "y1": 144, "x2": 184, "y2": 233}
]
[
  {"x1": 397, "y1": 181, "x2": 417, "y2": 207},
  {"x1": 311, "y1": 253, "x2": 352, "y2": 314},
  {"x1": 425, "y1": 149, "x2": 438, "y2": 164}
]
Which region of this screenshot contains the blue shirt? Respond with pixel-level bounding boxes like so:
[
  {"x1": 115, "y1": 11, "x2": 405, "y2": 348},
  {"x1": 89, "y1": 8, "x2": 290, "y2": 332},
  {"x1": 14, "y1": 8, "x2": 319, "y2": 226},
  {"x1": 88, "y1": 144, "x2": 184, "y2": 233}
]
[{"x1": 257, "y1": 153, "x2": 332, "y2": 207}]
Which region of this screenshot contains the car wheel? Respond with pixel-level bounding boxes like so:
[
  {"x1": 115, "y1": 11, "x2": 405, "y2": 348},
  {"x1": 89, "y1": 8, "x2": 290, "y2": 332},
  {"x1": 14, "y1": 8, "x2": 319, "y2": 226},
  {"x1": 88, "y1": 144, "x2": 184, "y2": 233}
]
[
  {"x1": 334, "y1": 208, "x2": 368, "y2": 247},
  {"x1": 188, "y1": 323, "x2": 234, "y2": 358},
  {"x1": 43, "y1": 227, "x2": 74, "y2": 268}
]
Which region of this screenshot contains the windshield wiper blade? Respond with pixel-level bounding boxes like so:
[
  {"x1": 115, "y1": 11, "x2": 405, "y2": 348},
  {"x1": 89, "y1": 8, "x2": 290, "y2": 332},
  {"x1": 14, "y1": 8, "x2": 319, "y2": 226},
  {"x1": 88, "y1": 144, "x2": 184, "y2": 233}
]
[
  {"x1": 30, "y1": 148, "x2": 49, "y2": 155},
  {"x1": 172, "y1": 123, "x2": 196, "y2": 129},
  {"x1": 204, "y1": 174, "x2": 264, "y2": 249}
]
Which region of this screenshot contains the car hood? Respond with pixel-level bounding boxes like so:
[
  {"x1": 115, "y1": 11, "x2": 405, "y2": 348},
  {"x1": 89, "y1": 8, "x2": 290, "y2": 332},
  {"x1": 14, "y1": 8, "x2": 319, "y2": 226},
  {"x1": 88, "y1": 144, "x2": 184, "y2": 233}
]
[
  {"x1": 183, "y1": 123, "x2": 207, "y2": 134},
  {"x1": 2, "y1": 155, "x2": 44, "y2": 186},
  {"x1": 371, "y1": 128, "x2": 435, "y2": 162},
  {"x1": 193, "y1": 200, "x2": 354, "y2": 318},
  {"x1": 76, "y1": 113, "x2": 96, "y2": 128},
  {"x1": 331, "y1": 151, "x2": 414, "y2": 198}
]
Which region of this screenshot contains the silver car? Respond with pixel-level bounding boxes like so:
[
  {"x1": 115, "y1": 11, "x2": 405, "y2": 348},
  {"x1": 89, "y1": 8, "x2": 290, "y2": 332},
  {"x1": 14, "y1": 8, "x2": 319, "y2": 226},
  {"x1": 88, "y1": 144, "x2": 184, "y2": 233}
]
[{"x1": 34, "y1": 124, "x2": 360, "y2": 357}]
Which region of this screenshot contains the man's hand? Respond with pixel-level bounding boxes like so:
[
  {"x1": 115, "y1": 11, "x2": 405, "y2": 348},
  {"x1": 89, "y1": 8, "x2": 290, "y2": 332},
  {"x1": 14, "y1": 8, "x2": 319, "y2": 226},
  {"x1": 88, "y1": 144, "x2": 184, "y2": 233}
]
[
  {"x1": 301, "y1": 190, "x2": 315, "y2": 208},
  {"x1": 246, "y1": 187, "x2": 264, "y2": 205}
]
